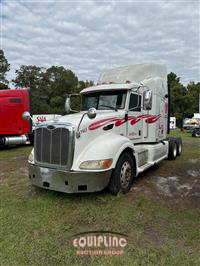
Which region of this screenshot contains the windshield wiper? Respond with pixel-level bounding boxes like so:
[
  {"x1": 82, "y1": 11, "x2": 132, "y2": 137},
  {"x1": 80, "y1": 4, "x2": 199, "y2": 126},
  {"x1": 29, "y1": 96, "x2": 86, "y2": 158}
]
[{"x1": 99, "y1": 105, "x2": 118, "y2": 111}]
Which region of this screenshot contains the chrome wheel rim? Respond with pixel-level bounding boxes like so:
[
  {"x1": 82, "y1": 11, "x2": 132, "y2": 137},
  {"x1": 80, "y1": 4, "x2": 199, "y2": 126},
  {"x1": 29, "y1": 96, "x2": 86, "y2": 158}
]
[{"x1": 120, "y1": 161, "x2": 132, "y2": 189}]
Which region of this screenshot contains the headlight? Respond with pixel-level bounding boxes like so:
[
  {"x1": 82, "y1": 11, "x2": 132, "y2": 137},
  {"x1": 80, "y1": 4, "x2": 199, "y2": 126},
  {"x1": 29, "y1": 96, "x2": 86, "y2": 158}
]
[
  {"x1": 28, "y1": 152, "x2": 34, "y2": 163},
  {"x1": 79, "y1": 159, "x2": 112, "y2": 170}
]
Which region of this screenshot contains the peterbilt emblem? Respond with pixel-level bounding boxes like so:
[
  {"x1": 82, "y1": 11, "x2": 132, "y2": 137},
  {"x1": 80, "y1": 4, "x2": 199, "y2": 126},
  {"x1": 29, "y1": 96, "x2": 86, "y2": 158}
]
[{"x1": 47, "y1": 125, "x2": 55, "y2": 130}]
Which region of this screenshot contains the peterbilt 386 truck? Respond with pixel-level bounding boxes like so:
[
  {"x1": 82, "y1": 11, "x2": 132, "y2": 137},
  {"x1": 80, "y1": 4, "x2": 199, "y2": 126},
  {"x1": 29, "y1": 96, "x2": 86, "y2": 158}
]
[{"x1": 27, "y1": 64, "x2": 182, "y2": 194}]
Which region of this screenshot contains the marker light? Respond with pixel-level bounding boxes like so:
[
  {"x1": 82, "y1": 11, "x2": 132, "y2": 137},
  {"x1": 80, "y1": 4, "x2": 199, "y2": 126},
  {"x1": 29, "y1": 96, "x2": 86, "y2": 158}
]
[
  {"x1": 80, "y1": 159, "x2": 113, "y2": 170},
  {"x1": 28, "y1": 152, "x2": 34, "y2": 163}
]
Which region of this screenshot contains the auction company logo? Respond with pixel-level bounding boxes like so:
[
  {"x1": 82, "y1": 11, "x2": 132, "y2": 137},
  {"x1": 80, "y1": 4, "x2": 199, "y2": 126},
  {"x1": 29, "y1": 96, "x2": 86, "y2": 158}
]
[{"x1": 69, "y1": 231, "x2": 132, "y2": 256}]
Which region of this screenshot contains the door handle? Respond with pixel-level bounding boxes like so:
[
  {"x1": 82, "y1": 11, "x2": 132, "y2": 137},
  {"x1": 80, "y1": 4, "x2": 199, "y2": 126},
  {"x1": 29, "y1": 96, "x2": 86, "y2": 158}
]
[{"x1": 103, "y1": 124, "x2": 114, "y2": 131}]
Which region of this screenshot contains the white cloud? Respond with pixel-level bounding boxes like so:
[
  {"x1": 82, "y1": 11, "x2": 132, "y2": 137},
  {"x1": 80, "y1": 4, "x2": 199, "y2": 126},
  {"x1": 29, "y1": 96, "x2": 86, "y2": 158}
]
[{"x1": 1, "y1": 0, "x2": 200, "y2": 86}]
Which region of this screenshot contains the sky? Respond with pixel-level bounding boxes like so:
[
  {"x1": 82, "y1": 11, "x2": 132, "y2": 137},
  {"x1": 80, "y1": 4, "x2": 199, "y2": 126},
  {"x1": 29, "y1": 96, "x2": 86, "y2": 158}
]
[{"x1": 0, "y1": 0, "x2": 200, "y2": 86}]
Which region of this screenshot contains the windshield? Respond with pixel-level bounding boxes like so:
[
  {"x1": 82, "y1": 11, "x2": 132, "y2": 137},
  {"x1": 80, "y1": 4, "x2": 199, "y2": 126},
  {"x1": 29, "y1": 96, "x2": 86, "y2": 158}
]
[{"x1": 81, "y1": 90, "x2": 127, "y2": 111}]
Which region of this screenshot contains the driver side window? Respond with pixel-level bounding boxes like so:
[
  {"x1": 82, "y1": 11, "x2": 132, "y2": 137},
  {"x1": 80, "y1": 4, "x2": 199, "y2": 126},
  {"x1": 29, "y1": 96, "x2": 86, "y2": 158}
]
[{"x1": 129, "y1": 94, "x2": 141, "y2": 112}]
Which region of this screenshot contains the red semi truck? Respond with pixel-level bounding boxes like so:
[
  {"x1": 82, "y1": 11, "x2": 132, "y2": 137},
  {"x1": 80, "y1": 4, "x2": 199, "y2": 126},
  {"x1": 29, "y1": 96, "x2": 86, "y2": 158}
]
[{"x1": 0, "y1": 89, "x2": 32, "y2": 146}]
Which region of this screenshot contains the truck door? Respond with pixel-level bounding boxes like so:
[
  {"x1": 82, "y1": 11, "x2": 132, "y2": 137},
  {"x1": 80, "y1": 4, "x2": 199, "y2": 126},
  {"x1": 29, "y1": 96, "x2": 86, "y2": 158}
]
[{"x1": 127, "y1": 92, "x2": 143, "y2": 142}]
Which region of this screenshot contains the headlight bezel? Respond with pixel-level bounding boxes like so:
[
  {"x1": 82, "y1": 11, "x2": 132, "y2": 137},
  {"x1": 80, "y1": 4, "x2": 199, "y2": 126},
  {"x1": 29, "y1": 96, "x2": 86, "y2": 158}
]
[{"x1": 79, "y1": 159, "x2": 113, "y2": 170}]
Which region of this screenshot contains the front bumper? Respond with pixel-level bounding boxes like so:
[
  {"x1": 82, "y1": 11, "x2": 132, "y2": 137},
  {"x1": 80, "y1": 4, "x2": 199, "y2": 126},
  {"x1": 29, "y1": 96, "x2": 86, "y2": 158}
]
[{"x1": 28, "y1": 164, "x2": 112, "y2": 193}]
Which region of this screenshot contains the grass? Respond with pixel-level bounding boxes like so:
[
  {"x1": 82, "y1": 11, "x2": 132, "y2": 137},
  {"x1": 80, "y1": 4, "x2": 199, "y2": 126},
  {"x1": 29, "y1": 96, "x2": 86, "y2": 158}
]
[
  {"x1": 0, "y1": 131, "x2": 200, "y2": 266},
  {"x1": 167, "y1": 129, "x2": 200, "y2": 165},
  {"x1": 0, "y1": 145, "x2": 32, "y2": 160},
  {"x1": 168, "y1": 128, "x2": 199, "y2": 140}
]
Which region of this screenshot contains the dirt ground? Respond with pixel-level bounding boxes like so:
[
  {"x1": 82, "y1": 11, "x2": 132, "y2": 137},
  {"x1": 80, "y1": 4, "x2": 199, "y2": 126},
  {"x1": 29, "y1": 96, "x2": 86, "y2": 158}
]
[
  {"x1": 130, "y1": 139, "x2": 200, "y2": 206},
  {"x1": 1, "y1": 138, "x2": 199, "y2": 204}
]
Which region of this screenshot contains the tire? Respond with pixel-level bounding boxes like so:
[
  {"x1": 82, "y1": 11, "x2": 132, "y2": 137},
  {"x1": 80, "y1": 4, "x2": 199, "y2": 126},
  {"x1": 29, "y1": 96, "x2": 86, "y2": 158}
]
[
  {"x1": 168, "y1": 139, "x2": 177, "y2": 160},
  {"x1": 192, "y1": 129, "x2": 200, "y2": 137},
  {"x1": 175, "y1": 137, "x2": 182, "y2": 156},
  {"x1": 108, "y1": 152, "x2": 134, "y2": 195}
]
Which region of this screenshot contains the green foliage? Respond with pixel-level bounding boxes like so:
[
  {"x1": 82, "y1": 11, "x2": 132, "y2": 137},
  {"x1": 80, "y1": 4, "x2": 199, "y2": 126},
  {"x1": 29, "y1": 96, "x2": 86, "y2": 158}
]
[
  {"x1": 0, "y1": 83, "x2": 9, "y2": 90},
  {"x1": 0, "y1": 49, "x2": 10, "y2": 89},
  {"x1": 42, "y1": 66, "x2": 78, "y2": 114},
  {"x1": 13, "y1": 65, "x2": 49, "y2": 114},
  {"x1": 12, "y1": 65, "x2": 92, "y2": 115},
  {"x1": 186, "y1": 81, "x2": 200, "y2": 116}
]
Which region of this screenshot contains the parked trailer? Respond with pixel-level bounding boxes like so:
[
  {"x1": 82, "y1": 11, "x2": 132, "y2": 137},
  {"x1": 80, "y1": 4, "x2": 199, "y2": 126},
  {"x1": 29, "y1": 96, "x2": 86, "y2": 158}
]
[
  {"x1": 27, "y1": 64, "x2": 182, "y2": 194},
  {"x1": 0, "y1": 89, "x2": 31, "y2": 146},
  {"x1": 32, "y1": 114, "x2": 62, "y2": 126},
  {"x1": 170, "y1": 117, "x2": 176, "y2": 129}
]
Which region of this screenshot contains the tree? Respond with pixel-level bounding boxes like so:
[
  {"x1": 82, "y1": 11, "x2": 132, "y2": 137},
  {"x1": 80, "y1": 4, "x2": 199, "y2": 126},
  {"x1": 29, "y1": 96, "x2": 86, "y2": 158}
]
[
  {"x1": 167, "y1": 72, "x2": 200, "y2": 128},
  {"x1": 186, "y1": 82, "x2": 200, "y2": 115},
  {"x1": 13, "y1": 65, "x2": 49, "y2": 114},
  {"x1": 13, "y1": 65, "x2": 80, "y2": 114},
  {"x1": 0, "y1": 49, "x2": 10, "y2": 89},
  {"x1": 43, "y1": 66, "x2": 78, "y2": 114}
]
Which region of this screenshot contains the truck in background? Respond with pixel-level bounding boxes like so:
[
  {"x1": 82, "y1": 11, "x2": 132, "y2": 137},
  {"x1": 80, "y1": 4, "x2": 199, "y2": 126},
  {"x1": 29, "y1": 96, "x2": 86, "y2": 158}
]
[
  {"x1": 0, "y1": 89, "x2": 31, "y2": 147},
  {"x1": 191, "y1": 113, "x2": 200, "y2": 137},
  {"x1": 170, "y1": 117, "x2": 176, "y2": 129},
  {"x1": 183, "y1": 113, "x2": 200, "y2": 136},
  {"x1": 27, "y1": 64, "x2": 182, "y2": 194},
  {"x1": 32, "y1": 114, "x2": 62, "y2": 129}
]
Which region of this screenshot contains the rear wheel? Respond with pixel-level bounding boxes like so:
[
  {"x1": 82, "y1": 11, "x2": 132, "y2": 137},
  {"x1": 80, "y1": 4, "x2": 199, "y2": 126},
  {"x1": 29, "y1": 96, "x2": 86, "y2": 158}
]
[
  {"x1": 175, "y1": 137, "x2": 182, "y2": 156},
  {"x1": 168, "y1": 139, "x2": 177, "y2": 160},
  {"x1": 108, "y1": 152, "x2": 134, "y2": 195}
]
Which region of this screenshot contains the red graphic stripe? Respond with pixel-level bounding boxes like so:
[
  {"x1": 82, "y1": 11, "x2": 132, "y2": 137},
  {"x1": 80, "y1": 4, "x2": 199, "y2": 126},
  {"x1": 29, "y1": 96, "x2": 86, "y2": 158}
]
[
  {"x1": 89, "y1": 118, "x2": 119, "y2": 130},
  {"x1": 89, "y1": 114, "x2": 161, "y2": 131},
  {"x1": 145, "y1": 114, "x2": 161, "y2": 124}
]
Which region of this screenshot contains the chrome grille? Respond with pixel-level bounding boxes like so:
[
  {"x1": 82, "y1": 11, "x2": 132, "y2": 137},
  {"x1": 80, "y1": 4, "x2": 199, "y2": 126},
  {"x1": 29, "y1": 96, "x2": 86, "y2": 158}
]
[{"x1": 34, "y1": 125, "x2": 74, "y2": 168}]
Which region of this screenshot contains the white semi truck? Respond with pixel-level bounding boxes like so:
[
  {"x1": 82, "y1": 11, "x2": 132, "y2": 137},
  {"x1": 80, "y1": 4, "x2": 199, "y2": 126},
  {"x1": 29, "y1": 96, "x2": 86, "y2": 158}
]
[{"x1": 27, "y1": 64, "x2": 182, "y2": 194}]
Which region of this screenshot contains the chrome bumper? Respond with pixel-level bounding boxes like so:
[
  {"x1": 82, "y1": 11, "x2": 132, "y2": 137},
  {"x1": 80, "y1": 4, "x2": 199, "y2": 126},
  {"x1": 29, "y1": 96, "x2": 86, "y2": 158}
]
[{"x1": 28, "y1": 164, "x2": 112, "y2": 193}]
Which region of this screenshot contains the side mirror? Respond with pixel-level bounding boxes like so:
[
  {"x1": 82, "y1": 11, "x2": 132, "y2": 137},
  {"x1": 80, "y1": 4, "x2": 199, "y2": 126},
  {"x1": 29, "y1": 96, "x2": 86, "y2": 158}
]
[
  {"x1": 87, "y1": 108, "x2": 96, "y2": 119},
  {"x1": 143, "y1": 90, "x2": 152, "y2": 110},
  {"x1": 22, "y1": 111, "x2": 31, "y2": 120},
  {"x1": 65, "y1": 97, "x2": 71, "y2": 114}
]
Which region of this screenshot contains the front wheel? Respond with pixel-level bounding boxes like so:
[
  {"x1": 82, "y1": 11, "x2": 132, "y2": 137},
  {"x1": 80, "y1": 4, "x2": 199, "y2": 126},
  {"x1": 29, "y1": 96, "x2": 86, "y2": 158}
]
[{"x1": 108, "y1": 152, "x2": 134, "y2": 195}]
